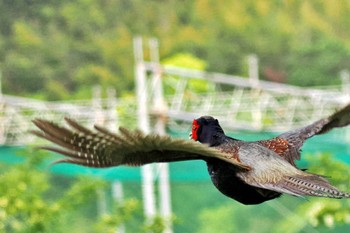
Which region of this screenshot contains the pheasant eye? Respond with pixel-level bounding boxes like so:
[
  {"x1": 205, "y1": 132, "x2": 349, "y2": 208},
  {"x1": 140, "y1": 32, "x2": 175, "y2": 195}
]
[{"x1": 191, "y1": 119, "x2": 199, "y2": 141}]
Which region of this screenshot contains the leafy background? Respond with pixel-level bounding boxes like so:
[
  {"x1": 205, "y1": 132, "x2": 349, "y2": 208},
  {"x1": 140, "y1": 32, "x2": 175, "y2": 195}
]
[{"x1": 1, "y1": 0, "x2": 350, "y2": 99}]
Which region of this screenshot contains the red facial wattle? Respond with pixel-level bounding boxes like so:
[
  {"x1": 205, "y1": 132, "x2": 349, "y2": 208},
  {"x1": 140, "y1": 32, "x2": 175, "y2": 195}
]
[{"x1": 191, "y1": 119, "x2": 199, "y2": 141}]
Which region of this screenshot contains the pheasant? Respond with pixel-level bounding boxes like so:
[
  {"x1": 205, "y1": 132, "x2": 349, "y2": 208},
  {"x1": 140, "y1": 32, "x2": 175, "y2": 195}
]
[{"x1": 32, "y1": 103, "x2": 350, "y2": 205}]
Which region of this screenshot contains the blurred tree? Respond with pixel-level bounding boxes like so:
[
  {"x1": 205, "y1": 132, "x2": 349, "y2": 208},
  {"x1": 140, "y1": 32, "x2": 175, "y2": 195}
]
[
  {"x1": 286, "y1": 38, "x2": 350, "y2": 86},
  {"x1": 276, "y1": 153, "x2": 350, "y2": 232},
  {"x1": 197, "y1": 205, "x2": 237, "y2": 233},
  {"x1": 0, "y1": 149, "x2": 163, "y2": 233},
  {"x1": 162, "y1": 53, "x2": 214, "y2": 94},
  {"x1": 95, "y1": 198, "x2": 141, "y2": 233},
  {"x1": 0, "y1": 149, "x2": 106, "y2": 232},
  {"x1": 1, "y1": 0, "x2": 350, "y2": 98}
]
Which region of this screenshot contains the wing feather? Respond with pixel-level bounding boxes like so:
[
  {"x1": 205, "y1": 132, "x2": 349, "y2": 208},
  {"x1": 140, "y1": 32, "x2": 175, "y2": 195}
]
[
  {"x1": 64, "y1": 117, "x2": 92, "y2": 135},
  {"x1": 32, "y1": 118, "x2": 250, "y2": 170},
  {"x1": 261, "y1": 103, "x2": 350, "y2": 165}
]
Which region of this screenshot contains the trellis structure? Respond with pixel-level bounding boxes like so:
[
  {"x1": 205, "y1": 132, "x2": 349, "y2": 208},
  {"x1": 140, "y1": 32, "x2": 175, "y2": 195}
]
[
  {"x1": 0, "y1": 86, "x2": 119, "y2": 145},
  {"x1": 0, "y1": 50, "x2": 349, "y2": 145},
  {"x1": 143, "y1": 55, "x2": 350, "y2": 133}
]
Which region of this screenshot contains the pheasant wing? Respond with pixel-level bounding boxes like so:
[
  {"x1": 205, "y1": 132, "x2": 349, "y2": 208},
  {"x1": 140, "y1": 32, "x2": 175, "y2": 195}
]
[
  {"x1": 31, "y1": 118, "x2": 250, "y2": 170},
  {"x1": 260, "y1": 103, "x2": 350, "y2": 165}
]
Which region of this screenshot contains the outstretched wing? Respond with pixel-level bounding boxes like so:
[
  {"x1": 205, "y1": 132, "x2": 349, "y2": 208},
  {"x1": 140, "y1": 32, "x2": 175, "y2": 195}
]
[
  {"x1": 259, "y1": 103, "x2": 350, "y2": 166},
  {"x1": 31, "y1": 118, "x2": 250, "y2": 170}
]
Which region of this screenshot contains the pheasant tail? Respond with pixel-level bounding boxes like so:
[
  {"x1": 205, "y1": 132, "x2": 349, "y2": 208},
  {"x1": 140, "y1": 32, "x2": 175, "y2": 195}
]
[{"x1": 282, "y1": 174, "x2": 350, "y2": 198}]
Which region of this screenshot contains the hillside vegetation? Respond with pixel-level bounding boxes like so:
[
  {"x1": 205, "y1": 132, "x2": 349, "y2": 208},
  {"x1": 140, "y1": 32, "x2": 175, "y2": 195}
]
[{"x1": 1, "y1": 0, "x2": 350, "y2": 100}]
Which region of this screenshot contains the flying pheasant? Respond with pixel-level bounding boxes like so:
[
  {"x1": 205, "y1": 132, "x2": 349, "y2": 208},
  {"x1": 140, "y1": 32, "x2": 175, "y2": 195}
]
[{"x1": 32, "y1": 103, "x2": 350, "y2": 205}]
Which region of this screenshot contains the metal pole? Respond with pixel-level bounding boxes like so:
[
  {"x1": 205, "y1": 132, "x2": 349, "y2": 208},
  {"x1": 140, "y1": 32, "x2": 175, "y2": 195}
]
[
  {"x1": 106, "y1": 88, "x2": 124, "y2": 233},
  {"x1": 134, "y1": 37, "x2": 151, "y2": 133},
  {"x1": 107, "y1": 87, "x2": 118, "y2": 130},
  {"x1": 97, "y1": 189, "x2": 108, "y2": 216},
  {"x1": 0, "y1": 69, "x2": 2, "y2": 100},
  {"x1": 340, "y1": 70, "x2": 350, "y2": 145},
  {"x1": 92, "y1": 85, "x2": 108, "y2": 219},
  {"x1": 113, "y1": 181, "x2": 125, "y2": 233},
  {"x1": 0, "y1": 70, "x2": 4, "y2": 145},
  {"x1": 92, "y1": 85, "x2": 104, "y2": 125},
  {"x1": 248, "y1": 54, "x2": 262, "y2": 129},
  {"x1": 133, "y1": 36, "x2": 156, "y2": 220},
  {"x1": 248, "y1": 54, "x2": 259, "y2": 88},
  {"x1": 149, "y1": 38, "x2": 173, "y2": 233},
  {"x1": 149, "y1": 38, "x2": 167, "y2": 126},
  {"x1": 340, "y1": 70, "x2": 350, "y2": 103}
]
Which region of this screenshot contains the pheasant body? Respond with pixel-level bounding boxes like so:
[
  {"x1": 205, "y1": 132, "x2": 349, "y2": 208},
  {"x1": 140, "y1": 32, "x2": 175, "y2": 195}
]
[{"x1": 32, "y1": 103, "x2": 350, "y2": 205}]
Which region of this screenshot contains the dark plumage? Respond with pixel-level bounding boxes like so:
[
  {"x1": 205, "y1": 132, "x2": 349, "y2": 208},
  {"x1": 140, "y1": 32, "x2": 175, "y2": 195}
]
[{"x1": 32, "y1": 103, "x2": 350, "y2": 205}]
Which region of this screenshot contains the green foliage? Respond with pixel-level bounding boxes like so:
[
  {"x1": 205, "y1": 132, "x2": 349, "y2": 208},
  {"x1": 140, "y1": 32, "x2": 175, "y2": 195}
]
[
  {"x1": 276, "y1": 153, "x2": 350, "y2": 232},
  {"x1": 142, "y1": 215, "x2": 168, "y2": 233},
  {"x1": 0, "y1": 148, "x2": 174, "y2": 233},
  {"x1": 197, "y1": 205, "x2": 237, "y2": 233},
  {"x1": 162, "y1": 53, "x2": 215, "y2": 94},
  {"x1": 300, "y1": 154, "x2": 350, "y2": 227},
  {"x1": 94, "y1": 199, "x2": 173, "y2": 233},
  {"x1": 0, "y1": 151, "x2": 105, "y2": 233},
  {"x1": 287, "y1": 38, "x2": 350, "y2": 86},
  {"x1": 162, "y1": 53, "x2": 207, "y2": 70},
  {"x1": 2, "y1": 1, "x2": 350, "y2": 100},
  {"x1": 95, "y1": 198, "x2": 141, "y2": 233}
]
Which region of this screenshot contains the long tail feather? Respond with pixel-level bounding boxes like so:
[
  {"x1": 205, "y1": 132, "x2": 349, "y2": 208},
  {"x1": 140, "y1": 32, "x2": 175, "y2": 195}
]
[{"x1": 283, "y1": 175, "x2": 350, "y2": 198}]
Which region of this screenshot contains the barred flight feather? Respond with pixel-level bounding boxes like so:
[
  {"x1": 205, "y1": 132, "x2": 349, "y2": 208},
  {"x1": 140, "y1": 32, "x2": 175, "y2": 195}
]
[
  {"x1": 282, "y1": 175, "x2": 350, "y2": 198},
  {"x1": 32, "y1": 118, "x2": 250, "y2": 170}
]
